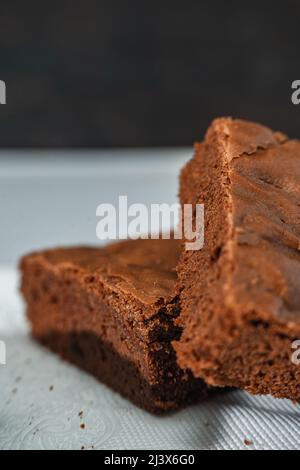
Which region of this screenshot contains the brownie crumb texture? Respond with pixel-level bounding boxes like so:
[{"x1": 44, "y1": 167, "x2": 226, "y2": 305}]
[{"x1": 20, "y1": 239, "x2": 208, "y2": 414}]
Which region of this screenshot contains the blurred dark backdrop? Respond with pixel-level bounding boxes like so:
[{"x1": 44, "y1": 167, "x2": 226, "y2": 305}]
[{"x1": 0, "y1": 0, "x2": 299, "y2": 147}]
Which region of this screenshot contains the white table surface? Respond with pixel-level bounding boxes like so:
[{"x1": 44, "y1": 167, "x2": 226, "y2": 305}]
[
  {"x1": 1, "y1": 150, "x2": 300, "y2": 450},
  {"x1": 0, "y1": 149, "x2": 190, "y2": 266}
]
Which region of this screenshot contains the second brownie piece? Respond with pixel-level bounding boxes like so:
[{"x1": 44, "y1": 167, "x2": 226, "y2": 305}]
[
  {"x1": 175, "y1": 117, "x2": 300, "y2": 401},
  {"x1": 20, "y1": 238, "x2": 207, "y2": 413}
]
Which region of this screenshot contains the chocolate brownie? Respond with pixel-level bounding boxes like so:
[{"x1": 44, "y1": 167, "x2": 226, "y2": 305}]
[
  {"x1": 20, "y1": 238, "x2": 207, "y2": 413},
  {"x1": 175, "y1": 117, "x2": 300, "y2": 401}
]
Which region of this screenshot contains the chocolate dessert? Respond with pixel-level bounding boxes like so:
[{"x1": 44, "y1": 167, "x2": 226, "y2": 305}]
[
  {"x1": 175, "y1": 117, "x2": 300, "y2": 401},
  {"x1": 20, "y1": 238, "x2": 207, "y2": 413}
]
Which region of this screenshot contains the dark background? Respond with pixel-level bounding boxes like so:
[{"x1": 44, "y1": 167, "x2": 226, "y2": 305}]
[{"x1": 0, "y1": 0, "x2": 299, "y2": 147}]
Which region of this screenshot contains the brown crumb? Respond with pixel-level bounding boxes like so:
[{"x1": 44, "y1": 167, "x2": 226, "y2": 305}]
[
  {"x1": 78, "y1": 411, "x2": 83, "y2": 418},
  {"x1": 80, "y1": 423, "x2": 85, "y2": 429},
  {"x1": 49, "y1": 385, "x2": 54, "y2": 391},
  {"x1": 244, "y1": 439, "x2": 253, "y2": 446}
]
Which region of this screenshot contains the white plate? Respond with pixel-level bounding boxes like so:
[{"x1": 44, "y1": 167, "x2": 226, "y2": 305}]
[
  {"x1": 1, "y1": 270, "x2": 300, "y2": 450},
  {"x1": 1, "y1": 152, "x2": 300, "y2": 450}
]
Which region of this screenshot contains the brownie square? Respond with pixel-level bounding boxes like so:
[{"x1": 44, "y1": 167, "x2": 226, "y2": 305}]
[
  {"x1": 20, "y1": 238, "x2": 207, "y2": 413},
  {"x1": 175, "y1": 117, "x2": 300, "y2": 401}
]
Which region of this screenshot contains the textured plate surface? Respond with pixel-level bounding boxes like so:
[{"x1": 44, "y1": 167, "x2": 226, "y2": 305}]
[
  {"x1": 1, "y1": 152, "x2": 300, "y2": 450},
  {"x1": 1, "y1": 268, "x2": 300, "y2": 450}
]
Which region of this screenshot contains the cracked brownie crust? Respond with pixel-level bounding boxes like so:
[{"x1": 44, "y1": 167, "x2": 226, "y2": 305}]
[
  {"x1": 20, "y1": 238, "x2": 207, "y2": 413},
  {"x1": 175, "y1": 117, "x2": 300, "y2": 400}
]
